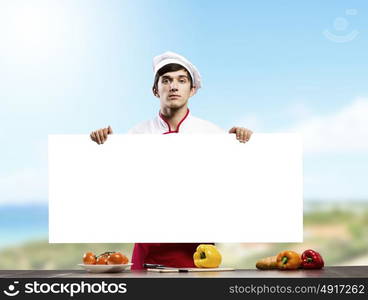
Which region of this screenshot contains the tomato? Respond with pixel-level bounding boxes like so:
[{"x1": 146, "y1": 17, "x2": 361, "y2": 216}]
[
  {"x1": 83, "y1": 252, "x2": 96, "y2": 265},
  {"x1": 121, "y1": 254, "x2": 129, "y2": 264},
  {"x1": 96, "y1": 254, "x2": 109, "y2": 265},
  {"x1": 107, "y1": 252, "x2": 129, "y2": 265}
]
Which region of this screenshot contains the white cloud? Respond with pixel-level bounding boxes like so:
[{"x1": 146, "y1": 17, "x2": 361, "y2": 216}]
[
  {"x1": 288, "y1": 98, "x2": 368, "y2": 154},
  {"x1": 234, "y1": 98, "x2": 368, "y2": 154},
  {"x1": 0, "y1": 168, "x2": 47, "y2": 204}
]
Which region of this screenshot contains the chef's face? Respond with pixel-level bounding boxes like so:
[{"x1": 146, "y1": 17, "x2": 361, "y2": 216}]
[{"x1": 155, "y1": 69, "x2": 195, "y2": 110}]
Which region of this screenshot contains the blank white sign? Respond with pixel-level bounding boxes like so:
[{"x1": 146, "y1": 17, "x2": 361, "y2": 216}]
[{"x1": 48, "y1": 134, "x2": 303, "y2": 243}]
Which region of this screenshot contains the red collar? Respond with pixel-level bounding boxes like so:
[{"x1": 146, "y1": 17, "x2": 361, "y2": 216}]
[{"x1": 159, "y1": 109, "x2": 190, "y2": 134}]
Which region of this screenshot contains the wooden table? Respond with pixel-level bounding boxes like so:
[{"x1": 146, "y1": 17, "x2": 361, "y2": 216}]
[{"x1": 1, "y1": 266, "x2": 367, "y2": 278}]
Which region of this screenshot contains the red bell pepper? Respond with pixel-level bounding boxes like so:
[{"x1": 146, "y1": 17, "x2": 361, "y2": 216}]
[{"x1": 301, "y1": 249, "x2": 324, "y2": 269}]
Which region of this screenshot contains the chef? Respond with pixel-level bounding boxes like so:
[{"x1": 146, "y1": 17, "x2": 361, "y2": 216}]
[{"x1": 90, "y1": 51, "x2": 253, "y2": 270}]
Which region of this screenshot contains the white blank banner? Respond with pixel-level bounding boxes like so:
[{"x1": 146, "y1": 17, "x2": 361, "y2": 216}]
[{"x1": 48, "y1": 134, "x2": 303, "y2": 243}]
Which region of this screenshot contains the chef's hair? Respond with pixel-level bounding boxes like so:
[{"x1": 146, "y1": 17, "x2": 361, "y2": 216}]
[{"x1": 152, "y1": 63, "x2": 193, "y2": 96}]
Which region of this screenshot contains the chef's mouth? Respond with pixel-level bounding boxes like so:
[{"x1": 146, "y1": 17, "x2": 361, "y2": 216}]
[{"x1": 169, "y1": 95, "x2": 180, "y2": 98}]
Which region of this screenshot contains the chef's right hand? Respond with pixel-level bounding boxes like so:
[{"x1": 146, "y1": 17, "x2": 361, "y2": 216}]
[{"x1": 90, "y1": 126, "x2": 113, "y2": 144}]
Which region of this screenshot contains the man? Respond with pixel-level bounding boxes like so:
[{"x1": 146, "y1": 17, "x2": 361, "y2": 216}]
[{"x1": 90, "y1": 51, "x2": 253, "y2": 270}]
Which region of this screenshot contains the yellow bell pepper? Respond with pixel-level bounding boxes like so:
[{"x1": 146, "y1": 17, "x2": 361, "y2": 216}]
[
  {"x1": 276, "y1": 250, "x2": 301, "y2": 270},
  {"x1": 193, "y1": 244, "x2": 222, "y2": 268}
]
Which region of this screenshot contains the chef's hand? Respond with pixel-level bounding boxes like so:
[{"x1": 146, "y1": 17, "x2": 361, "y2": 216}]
[
  {"x1": 228, "y1": 127, "x2": 253, "y2": 143},
  {"x1": 90, "y1": 126, "x2": 113, "y2": 144}
]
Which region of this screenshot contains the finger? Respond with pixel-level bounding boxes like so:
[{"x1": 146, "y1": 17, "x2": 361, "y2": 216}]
[
  {"x1": 103, "y1": 128, "x2": 108, "y2": 142},
  {"x1": 97, "y1": 130, "x2": 104, "y2": 144},
  {"x1": 243, "y1": 128, "x2": 249, "y2": 142},
  {"x1": 243, "y1": 131, "x2": 249, "y2": 142},
  {"x1": 246, "y1": 130, "x2": 253, "y2": 142},
  {"x1": 100, "y1": 130, "x2": 107, "y2": 144},
  {"x1": 245, "y1": 130, "x2": 251, "y2": 142},
  {"x1": 95, "y1": 131, "x2": 101, "y2": 144},
  {"x1": 108, "y1": 126, "x2": 113, "y2": 134},
  {"x1": 228, "y1": 127, "x2": 236, "y2": 134},
  {"x1": 90, "y1": 132, "x2": 94, "y2": 141},
  {"x1": 237, "y1": 128, "x2": 243, "y2": 142},
  {"x1": 239, "y1": 129, "x2": 246, "y2": 143},
  {"x1": 91, "y1": 132, "x2": 98, "y2": 144},
  {"x1": 236, "y1": 128, "x2": 241, "y2": 140},
  {"x1": 94, "y1": 131, "x2": 100, "y2": 144},
  {"x1": 238, "y1": 128, "x2": 243, "y2": 143}
]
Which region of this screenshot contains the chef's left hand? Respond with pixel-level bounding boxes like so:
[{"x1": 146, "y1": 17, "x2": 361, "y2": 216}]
[{"x1": 228, "y1": 127, "x2": 253, "y2": 143}]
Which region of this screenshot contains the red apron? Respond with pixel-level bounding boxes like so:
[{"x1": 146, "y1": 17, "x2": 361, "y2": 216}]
[{"x1": 131, "y1": 243, "x2": 202, "y2": 270}]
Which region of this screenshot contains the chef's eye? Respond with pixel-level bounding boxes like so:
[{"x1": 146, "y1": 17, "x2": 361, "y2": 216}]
[
  {"x1": 179, "y1": 79, "x2": 187, "y2": 83},
  {"x1": 162, "y1": 78, "x2": 169, "y2": 84}
]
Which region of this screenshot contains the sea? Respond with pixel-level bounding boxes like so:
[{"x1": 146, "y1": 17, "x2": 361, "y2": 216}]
[{"x1": 0, "y1": 204, "x2": 48, "y2": 249}]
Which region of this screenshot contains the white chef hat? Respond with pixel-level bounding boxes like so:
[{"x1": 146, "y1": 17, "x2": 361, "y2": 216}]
[{"x1": 153, "y1": 51, "x2": 202, "y2": 94}]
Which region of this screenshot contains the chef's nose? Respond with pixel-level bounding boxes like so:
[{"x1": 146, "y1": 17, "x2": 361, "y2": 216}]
[{"x1": 169, "y1": 80, "x2": 178, "y2": 91}]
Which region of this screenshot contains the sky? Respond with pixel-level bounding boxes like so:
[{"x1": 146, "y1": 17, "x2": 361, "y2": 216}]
[{"x1": 0, "y1": 0, "x2": 367, "y2": 204}]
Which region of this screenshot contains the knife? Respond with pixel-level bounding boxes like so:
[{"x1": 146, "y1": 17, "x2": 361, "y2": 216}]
[{"x1": 143, "y1": 263, "x2": 189, "y2": 272}]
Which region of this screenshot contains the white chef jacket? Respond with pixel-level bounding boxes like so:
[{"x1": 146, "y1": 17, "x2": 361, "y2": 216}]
[{"x1": 128, "y1": 109, "x2": 225, "y2": 134}]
